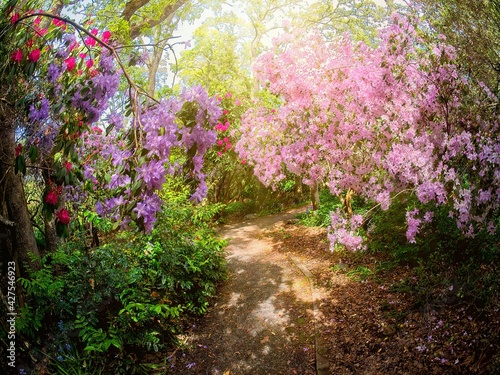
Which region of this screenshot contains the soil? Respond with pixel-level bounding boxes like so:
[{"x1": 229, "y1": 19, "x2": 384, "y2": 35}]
[{"x1": 164, "y1": 208, "x2": 500, "y2": 375}]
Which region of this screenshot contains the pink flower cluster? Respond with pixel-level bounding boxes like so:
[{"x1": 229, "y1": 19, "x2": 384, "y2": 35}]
[
  {"x1": 237, "y1": 14, "x2": 500, "y2": 247},
  {"x1": 328, "y1": 210, "x2": 365, "y2": 251}
]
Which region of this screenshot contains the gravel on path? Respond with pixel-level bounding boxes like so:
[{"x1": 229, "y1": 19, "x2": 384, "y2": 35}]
[{"x1": 167, "y1": 208, "x2": 318, "y2": 374}]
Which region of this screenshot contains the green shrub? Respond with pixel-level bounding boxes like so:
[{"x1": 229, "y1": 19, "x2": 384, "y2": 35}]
[
  {"x1": 368, "y1": 195, "x2": 499, "y2": 309},
  {"x1": 18, "y1": 179, "x2": 227, "y2": 373},
  {"x1": 297, "y1": 189, "x2": 370, "y2": 227}
]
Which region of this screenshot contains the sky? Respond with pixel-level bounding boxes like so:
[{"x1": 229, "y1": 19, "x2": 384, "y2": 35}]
[{"x1": 167, "y1": 0, "x2": 402, "y2": 69}]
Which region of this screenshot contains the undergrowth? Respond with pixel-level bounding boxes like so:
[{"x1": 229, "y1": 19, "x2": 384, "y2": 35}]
[{"x1": 14, "y1": 179, "x2": 228, "y2": 374}]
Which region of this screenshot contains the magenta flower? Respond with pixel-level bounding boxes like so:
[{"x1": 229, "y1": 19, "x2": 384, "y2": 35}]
[
  {"x1": 10, "y1": 13, "x2": 20, "y2": 24},
  {"x1": 10, "y1": 49, "x2": 23, "y2": 63},
  {"x1": 56, "y1": 208, "x2": 70, "y2": 225},
  {"x1": 102, "y1": 30, "x2": 111, "y2": 43},
  {"x1": 45, "y1": 190, "x2": 59, "y2": 205},
  {"x1": 65, "y1": 56, "x2": 76, "y2": 71},
  {"x1": 28, "y1": 49, "x2": 41, "y2": 62},
  {"x1": 85, "y1": 36, "x2": 96, "y2": 47},
  {"x1": 52, "y1": 19, "x2": 65, "y2": 27}
]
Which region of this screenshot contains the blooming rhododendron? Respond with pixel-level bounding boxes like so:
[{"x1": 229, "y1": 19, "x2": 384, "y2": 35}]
[
  {"x1": 10, "y1": 49, "x2": 22, "y2": 63},
  {"x1": 52, "y1": 18, "x2": 65, "y2": 28},
  {"x1": 65, "y1": 56, "x2": 76, "y2": 70},
  {"x1": 10, "y1": 13, "x2": 20, "y2": 24},
  {"x1": 102, "y1": 30, "x2": 111, "y2": 43},
  {"x1": 28, "y1": 49, "x2": 40, "y2": 62},
  {"x1": 85, "y1": 36, "x2": 96, "y2": 47},
  {"x1": 45, "y1": 190, "x2": 59, "y2": 205},
  {"x1": 237, "y1": 14, "x2": 500, "y2": 249},
  {"x1": 55, "y1": 208, "x2": 70, "y2": 224}
]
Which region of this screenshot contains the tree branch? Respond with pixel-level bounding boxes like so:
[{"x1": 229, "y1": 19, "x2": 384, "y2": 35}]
[
  {"x1": 0, "y1": 213, "x2": 15, "y2": 227},
  {"x1": 122, "y1": 0, "x2": 150, "y2": 22},
  {"x1": 129, "y1": 0, "x2": 188, "y2": 40}
]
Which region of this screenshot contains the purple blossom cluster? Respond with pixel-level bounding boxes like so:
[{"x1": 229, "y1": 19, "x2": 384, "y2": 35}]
[
  {"x1": 88, "y1": 86, "x2": 222, "y2": 232},
  {"x1": 72, "y1": 67, "x2": 121, "y2": 124},
  {"x1": 29, "y1": 97, "x2": 50, "y2": 122}
]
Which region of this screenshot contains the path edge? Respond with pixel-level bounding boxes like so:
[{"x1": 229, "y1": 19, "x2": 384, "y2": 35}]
[{"x1": 290, "y1": 256, "x2": 330, "y2": 375}]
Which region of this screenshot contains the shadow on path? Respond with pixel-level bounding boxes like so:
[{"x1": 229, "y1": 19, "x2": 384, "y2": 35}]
[{"x1": 167, "y1": 208, "x2": 316, "y2": 374}]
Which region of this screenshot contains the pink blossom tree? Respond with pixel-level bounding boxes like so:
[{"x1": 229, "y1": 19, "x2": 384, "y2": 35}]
[{"x1": 236, "y1": 14, "x2": 500, "y2": 251}]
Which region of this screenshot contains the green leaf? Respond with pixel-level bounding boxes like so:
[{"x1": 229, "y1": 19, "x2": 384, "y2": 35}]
[
  {"x1": 28, "y1": 145, "x2": 38, "y2": 163},
  {"x1": 111, "y1": 339, "x2": 122, "y2": 349},
  {"x1": 14, "y1": 155, "x2": 26, "y2": 175}
]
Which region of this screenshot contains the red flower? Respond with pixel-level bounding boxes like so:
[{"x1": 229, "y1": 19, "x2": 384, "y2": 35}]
[
  {"x1": 28, "y1": 49, "x2": 41, "y2": 62},
  {"x1": 65, "y1": 56, "x2": 76, "y2": 71},
  {"x1": 85, "y1": 36, "x2": 96, "y2": 47},
  {"x1": 35, "y1": 27, "x2": 48, "y2": 37},
  {"x1": 26, "y1": 39, "x2": 34, "y2": 48},
  {"x1": 10, "y1": 49, "x2": 23, "y2": 63},
  {"x1": 85, "y1": 59, "x2": 94, "y2": 69},
  {"x1": 33, "y1": 17, "x2": 41, "y2": 26},
  {"x1": 102, "y1": 30, "x2": 111, "y2": 43},
  {"x1": 15, "y1": 143, "x2": 23, "y2": 157},
  {"x1": 90, "y1": 28, "x2": 99, "y2": 36},
  {"x1": 52, "y1": 19, "x2": 65, "y2": 27},
  {"x1": 10, "y1": 13, "x2": 20, "y2": 24},
  {"x1": 56, "y1": 208, "x2": 70, "y2": 225},
  {"x1": 223, "y1": 109, "x2": 228, "y2": 115},
  {"x1": 45, "y1": 190, "x2": 59, "y2": 205},
  {"x1": 64, "y1": 161, "x2": 72, "y2": 172}
]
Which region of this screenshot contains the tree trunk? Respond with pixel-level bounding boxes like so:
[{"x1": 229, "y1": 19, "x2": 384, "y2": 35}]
[
  {"x1": 295, "y1": 175, "x2": 303, "y2": 194},
  {"x1": 250, "y1": 32, "x2": 263, "y2": 98},
  {"x1": 0, "y1": 103, "x2": 40, "y2": 277},
  {"x1": 310, "y1": 181, "x2": 320, "y2": 211},
  {"x1": 147, "y1": 24, "x2": 171, "y2": 97},
  {"x1": 341, "y1": 188, "x2": 354, "y2": 218}
]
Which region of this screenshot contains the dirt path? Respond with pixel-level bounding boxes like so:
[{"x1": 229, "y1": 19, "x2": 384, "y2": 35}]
[{"x1": 167, "y1": 208, "x2": 319, "y2": 374}]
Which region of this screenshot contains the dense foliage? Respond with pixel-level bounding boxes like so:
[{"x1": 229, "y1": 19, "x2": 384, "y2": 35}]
[
  {"x1": 16, "y1": 179, "x2": 227, "y2": 374},
  {"x1": 237, "y1": 14, "x2": 500, "y2": 250},
  {"x1": 1, "y1": 0, "x2": 499, "y2": 373}
]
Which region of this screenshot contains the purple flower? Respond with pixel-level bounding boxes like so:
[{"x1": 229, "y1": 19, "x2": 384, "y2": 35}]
[
  {"x1": 136, "y1": 160, "x2": 166, "y2": 191},
  {"x1": 47, "y1": 63, "x2": 61, "y2": 83},
  {"x1": 99, "y1": 50, "x2": 115, "y2": 72},
  {"x1": 190, "y1": 180, "x2": 208, "y2": 203},
  {"x1": 29, "y1": 97, "x2": 50, "y2": 122},
  {"x1": 109, "y1": 112, "x2": 124, "y2": 131},
  {"x1": 133, "y1": 193, "x2": 162, "y2": 232}
]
